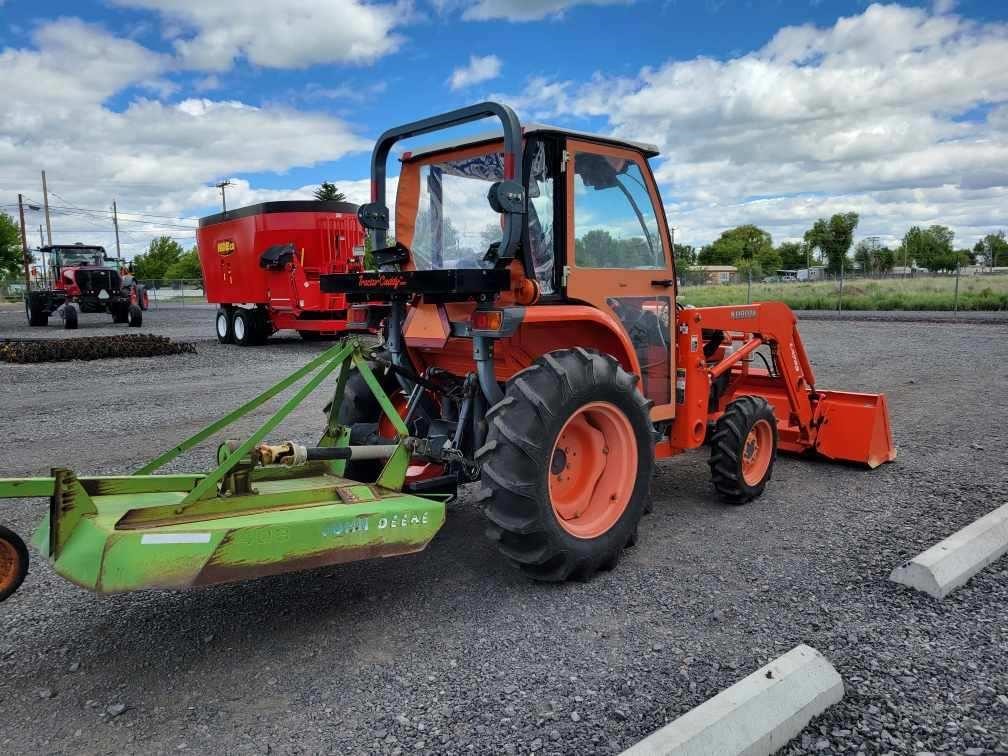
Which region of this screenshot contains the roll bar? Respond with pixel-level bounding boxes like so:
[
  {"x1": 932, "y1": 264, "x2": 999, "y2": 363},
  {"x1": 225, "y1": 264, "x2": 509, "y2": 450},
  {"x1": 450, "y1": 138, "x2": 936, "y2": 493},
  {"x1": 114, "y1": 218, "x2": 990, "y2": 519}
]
[{"x1": 357, "y1": 101, "x2": 525, "y2": 268}]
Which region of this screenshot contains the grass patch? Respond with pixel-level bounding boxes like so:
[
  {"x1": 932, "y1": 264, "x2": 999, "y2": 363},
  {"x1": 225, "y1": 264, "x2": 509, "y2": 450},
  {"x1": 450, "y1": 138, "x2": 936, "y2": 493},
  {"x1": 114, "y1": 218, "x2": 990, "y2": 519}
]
[{"x1": 679, "y1": 275, "x2": 1008, "y2": 311}]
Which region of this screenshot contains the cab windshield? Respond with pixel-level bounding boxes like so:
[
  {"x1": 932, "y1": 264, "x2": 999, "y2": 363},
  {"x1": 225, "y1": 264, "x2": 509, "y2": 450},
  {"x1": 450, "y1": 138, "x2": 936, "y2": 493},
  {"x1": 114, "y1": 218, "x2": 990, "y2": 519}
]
[
  {"x1": 404, "y1": 150, "x2": 505, "y2": 270},
  {"x1": 55, "y1": 249, "x2": 105, "y2": 267}
]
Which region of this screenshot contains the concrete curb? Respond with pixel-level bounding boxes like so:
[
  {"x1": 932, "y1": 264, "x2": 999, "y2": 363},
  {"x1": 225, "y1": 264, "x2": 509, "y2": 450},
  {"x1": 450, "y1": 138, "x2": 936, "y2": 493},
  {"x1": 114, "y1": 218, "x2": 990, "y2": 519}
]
[
  {"x1": 621, "y1": 644, "x2": 843, "y2": 756},
  {"x1": 890, "y1": 503, "x2": 1008, "y2": 599}
]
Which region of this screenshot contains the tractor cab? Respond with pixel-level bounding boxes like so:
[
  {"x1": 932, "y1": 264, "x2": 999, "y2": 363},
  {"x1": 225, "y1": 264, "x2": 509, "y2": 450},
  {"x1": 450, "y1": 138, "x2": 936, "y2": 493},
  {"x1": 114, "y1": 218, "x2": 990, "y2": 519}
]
[{"x1": 324, "y1": 106, "x2": 678, "y2": 413}]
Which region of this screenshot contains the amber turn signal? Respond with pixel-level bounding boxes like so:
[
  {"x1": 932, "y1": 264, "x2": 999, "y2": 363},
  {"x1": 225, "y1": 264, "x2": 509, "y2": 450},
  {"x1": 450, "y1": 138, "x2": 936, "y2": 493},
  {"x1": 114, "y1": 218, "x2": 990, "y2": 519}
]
[
  {"x1": 471, "y1": 310, "x2": 503, "y2": 331},
  {"x1": 513, "y1": 277, "x2": 540, "y2": 306}
]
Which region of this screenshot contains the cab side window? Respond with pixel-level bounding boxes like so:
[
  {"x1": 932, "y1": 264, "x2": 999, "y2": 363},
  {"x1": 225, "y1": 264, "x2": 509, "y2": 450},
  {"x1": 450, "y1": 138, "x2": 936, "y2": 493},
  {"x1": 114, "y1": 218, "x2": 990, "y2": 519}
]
[
  {"x1": 573, "y1": 152, "x2": 665, "y2": 269},
  {"x1": 526, "y1": 140, "x2": 556, "y2": 295}
]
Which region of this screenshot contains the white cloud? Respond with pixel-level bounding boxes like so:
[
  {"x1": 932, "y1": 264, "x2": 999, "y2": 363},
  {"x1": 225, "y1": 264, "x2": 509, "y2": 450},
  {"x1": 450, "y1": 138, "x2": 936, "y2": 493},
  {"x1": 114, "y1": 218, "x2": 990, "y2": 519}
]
[
  {"x1": 460, "y1": 0, "x2": 631, "y2": 21},
  {"x1": 109, "y1": 0, "x2": 403, "y2": 70},
  {"x1": 503, "y1": 3, "x2": 1008, "y2": 247},
  {"x1": 449, "y1": 54, "x2": 502, "y2": 90},
  {"x1": 0, "y1": 19, "x2": 371, "y2": 257}
]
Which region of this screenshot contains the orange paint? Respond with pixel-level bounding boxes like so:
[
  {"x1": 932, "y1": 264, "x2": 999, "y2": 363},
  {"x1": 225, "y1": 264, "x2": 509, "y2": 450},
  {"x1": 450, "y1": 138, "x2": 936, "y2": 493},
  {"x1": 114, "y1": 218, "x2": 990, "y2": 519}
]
[{"x1": 548, "y1": 402, "x2": 637, "y2": 539}]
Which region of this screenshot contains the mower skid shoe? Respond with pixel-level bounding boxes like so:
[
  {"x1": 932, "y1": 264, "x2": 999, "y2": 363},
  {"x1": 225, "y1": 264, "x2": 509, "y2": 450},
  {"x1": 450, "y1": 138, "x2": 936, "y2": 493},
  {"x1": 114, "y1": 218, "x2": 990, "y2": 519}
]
[{"x1": 813, "y1": 391, "x2": 896, "y2": 468}]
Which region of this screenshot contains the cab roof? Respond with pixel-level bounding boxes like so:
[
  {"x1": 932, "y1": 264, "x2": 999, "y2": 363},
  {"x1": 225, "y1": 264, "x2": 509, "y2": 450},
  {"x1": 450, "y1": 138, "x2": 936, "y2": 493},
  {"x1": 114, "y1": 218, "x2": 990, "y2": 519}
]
[{"x1": 403, "y1": 123, "x2": 660, "y2": 162}]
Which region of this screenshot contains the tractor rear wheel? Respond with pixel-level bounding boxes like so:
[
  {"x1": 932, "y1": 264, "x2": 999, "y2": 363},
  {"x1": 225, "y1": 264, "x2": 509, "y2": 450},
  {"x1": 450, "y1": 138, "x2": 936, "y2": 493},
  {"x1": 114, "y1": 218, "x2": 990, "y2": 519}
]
[
  {"x1": 709, "y1": 395, "x2": 778, "y2": 505},
  {"x1": 215, "y1": 307, "x2": 233, "y2": 344},
  {"x1": 477, "y1": 348, "x2": 654, "y2": 582},
  {"x1": 26, "y1": 298, "x2": 47, "y2": 327},
  {"x1": 0, "y1": 525, "x2": 29, "y2": 603}
]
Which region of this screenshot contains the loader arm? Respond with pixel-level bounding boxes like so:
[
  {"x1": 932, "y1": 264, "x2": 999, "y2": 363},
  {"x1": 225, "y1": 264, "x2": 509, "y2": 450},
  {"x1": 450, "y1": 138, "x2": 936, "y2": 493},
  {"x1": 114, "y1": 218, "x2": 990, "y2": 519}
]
[{"x1": 669, "y1": 302, "x2": 895, "y2": 467}]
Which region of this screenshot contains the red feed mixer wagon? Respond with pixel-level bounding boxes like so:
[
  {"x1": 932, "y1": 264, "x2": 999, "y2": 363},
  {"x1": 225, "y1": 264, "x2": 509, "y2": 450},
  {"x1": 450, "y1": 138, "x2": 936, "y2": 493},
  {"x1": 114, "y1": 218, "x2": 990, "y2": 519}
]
[{"x1": 197, "y1": 200, "x2": 376, "y2": 345}]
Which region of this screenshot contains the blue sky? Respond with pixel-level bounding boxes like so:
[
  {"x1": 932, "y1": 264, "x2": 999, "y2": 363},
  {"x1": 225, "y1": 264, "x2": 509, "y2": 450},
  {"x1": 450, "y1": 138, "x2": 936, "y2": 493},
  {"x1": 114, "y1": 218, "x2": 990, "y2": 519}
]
[{"x1": 1, "y1": 0, "x2": 1006, "y2": 256}]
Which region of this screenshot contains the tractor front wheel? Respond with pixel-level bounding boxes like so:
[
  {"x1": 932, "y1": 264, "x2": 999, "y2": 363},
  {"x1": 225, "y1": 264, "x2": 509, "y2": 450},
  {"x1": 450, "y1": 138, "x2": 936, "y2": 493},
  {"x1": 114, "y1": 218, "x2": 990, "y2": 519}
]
[
  {"x1": 63, "y1": 304, "x2": 78, "y2": 330},
  {"x1": 477, "y1": 348, "x2": 654, "y2": 582},
  {"x1": 709, "y1": 395, "x2": 778, "y2": 504},
  {"x1": 128, "y1": 303, "x2": 143, "y2": 328},
  {"x1": 0, "y1": 526, "x2": 28, "y2": 603}
]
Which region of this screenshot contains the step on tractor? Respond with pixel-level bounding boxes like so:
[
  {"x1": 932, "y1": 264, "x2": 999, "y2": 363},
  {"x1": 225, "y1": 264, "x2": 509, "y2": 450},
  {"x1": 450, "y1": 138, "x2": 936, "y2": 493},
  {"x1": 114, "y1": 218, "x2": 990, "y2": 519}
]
[
  {"x1": 24, "y1": 243, "x2": 148, "y2": 330},
  {"x1": 0, "y1": 103, "x2": 895, "y2": 605}
]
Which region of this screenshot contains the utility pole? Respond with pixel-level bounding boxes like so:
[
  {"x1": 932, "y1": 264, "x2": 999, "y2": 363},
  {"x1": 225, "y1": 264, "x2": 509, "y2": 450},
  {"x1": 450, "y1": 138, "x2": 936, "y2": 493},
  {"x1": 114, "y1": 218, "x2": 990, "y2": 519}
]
[
  {"x1": 215, "y1": 179, "x2": 232, "y2": 214},
  {"x1": 17, "y1": 194, "x2": 30, "y2": 290},
  {"x1": 39, "y1": 225, "x2": 44, "y2": 247},
  {"x1": 41, "y1": 170, "x2": 53, "y2": 245},
  {"x1": 112, "y1": 200, "x2": 122, "y2": 258}
]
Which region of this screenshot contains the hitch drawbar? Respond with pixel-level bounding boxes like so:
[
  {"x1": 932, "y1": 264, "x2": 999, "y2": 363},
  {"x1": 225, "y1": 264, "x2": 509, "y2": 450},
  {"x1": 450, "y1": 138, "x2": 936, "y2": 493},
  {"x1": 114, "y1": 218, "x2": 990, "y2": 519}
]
[{"x1": 0, "y1": 339, "x2": 447, "y2": 601}]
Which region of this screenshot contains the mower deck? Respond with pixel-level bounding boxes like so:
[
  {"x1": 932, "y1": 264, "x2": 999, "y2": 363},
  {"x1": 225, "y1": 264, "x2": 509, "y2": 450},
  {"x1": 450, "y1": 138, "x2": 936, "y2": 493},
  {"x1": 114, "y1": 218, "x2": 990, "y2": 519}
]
[
  {"x1": 25, "y1": 470, "x2": 443, "y2": 593},
  {"x1": 0, "y1": 338, "x2": 448, "y2": 601}
]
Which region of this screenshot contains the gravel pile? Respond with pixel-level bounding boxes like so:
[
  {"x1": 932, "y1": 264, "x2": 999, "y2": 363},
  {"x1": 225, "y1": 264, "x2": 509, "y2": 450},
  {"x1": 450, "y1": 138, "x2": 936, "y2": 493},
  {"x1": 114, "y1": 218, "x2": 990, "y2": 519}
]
[{"x1": 0, "y1": 310, "x2": 1005, "y2": 755}]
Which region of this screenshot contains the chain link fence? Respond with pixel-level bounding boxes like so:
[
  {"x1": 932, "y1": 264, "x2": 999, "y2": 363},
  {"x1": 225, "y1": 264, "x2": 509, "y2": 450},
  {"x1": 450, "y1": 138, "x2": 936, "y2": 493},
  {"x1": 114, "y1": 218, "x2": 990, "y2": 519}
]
[
  {"x1": 140, "y1": 279, "x2": 209, "y2": 308},
  {"x1": 677, "y1": 267, "x2": 1008, "y2": 312}
]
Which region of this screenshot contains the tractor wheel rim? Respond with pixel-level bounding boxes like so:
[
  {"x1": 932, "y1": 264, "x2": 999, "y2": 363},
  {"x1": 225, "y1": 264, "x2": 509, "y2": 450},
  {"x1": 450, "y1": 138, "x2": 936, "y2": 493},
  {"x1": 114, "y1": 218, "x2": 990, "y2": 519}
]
[
  {"x1": 741, "y1": 418, "x2": 773, "y2": 486},
  {"x1": 234, "y1": 316, "x2": 245, "y2": 340},
  {"x1": 548, "y1": 401, "x2": 637, "y2": 539},
  {"x1": 0, "y1": 539, "x2": 20, "y2": 594},
  {"x1": 216, "y1": 313, "x2": 227, "y2": 338}
]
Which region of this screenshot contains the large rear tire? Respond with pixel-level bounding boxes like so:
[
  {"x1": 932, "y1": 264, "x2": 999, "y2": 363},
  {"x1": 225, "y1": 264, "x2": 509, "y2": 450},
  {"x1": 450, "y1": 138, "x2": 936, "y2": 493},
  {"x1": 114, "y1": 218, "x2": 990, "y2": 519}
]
[
  {"x1": 477, "y1": 348, "x2": 654, "y2": 582},
  {"x1": 709, "y1": 395, "x2": 778, "y2": 505},
  {"x1": 25, "y1": 298, "x2": 48, "y2": 327}
]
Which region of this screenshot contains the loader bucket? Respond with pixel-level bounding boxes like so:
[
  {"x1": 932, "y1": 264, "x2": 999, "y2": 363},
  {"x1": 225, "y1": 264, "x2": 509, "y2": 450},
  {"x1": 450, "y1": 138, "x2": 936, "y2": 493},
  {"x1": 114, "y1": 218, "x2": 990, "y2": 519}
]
[{"x1": 812, "y1": 391, "x2": 896, "y2": 468}]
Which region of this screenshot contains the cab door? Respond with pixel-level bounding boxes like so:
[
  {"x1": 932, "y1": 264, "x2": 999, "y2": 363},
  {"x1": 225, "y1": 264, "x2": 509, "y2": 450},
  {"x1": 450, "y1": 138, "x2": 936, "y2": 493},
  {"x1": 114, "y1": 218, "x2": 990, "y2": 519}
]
[{"x1": 562, "y1": 138, "x2": 676, "y2": 417}]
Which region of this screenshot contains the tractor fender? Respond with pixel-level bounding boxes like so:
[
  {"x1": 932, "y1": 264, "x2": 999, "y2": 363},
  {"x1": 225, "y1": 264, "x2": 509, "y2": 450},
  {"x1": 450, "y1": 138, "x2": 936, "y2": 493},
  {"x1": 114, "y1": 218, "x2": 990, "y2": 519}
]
[{"x1": 509, "y1": 305, "x2": 642, "y2": 379}]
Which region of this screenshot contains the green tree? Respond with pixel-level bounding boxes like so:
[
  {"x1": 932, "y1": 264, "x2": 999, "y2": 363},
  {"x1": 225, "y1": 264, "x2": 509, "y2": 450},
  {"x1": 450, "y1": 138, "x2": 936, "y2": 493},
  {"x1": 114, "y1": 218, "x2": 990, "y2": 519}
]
[
  {"x1": 978, "y1": 231, "x2": 1008, "y2": 267},
  {"x1": 0, "y1": 211, "x2": 25, "y2": 280},
  {"x1": 901, "y1": 225, "x2": 959, "y2": 272},
  {"x1": 698, "y1": 225, "x2": 773, "y2": 266},
  {"x1": 776, "y1": 241, "x2": 807, "y2": 270},
  {"x1": 804, "y1": 213, "x2": 859, "y2": 274},
  {"x1": 674, "y1": 243, "x2": 696, "y2": 275},
  {"x1": 313, "y1": 182, "x2": 347, "y2": 202},
  {"x1": 163, "y1": 247, "x2": 203, "y2": 280},
  {"x1": 133, "y1": 236, "x2": 184, "y2": 280},
  {"x1": 575, "y1": 229, "x2": 617, "y2": 267}
]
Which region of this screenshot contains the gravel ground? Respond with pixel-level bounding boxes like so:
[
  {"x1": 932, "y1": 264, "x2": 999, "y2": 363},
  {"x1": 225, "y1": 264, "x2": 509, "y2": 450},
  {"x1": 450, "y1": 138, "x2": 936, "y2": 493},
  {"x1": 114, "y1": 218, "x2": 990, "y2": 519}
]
[
  {"x1": 796, "y1": 310, "x2": 1008, "y2": 325},
  {"x1": 0, "y1": 305, "x2": 1006, "y2": 756}
]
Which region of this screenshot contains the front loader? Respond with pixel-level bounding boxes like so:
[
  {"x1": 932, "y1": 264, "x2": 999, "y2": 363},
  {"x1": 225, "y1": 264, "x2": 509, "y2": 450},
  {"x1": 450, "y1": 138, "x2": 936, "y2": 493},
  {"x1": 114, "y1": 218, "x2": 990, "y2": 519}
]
[{"x1": 0, "y1": 102, "x2": 894, "y2": 604}]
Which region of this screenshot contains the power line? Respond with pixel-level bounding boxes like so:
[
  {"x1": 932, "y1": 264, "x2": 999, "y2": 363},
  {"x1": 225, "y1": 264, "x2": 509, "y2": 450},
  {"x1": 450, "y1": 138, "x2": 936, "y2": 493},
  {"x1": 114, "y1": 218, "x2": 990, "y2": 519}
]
[{"x1": 47, "y1": 192, "x2": 200, "y2": 224}]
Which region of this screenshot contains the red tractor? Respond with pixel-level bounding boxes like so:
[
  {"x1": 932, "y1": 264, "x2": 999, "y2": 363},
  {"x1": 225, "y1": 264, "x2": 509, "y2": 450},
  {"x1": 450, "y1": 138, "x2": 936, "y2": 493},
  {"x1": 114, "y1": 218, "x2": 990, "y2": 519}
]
[{"x1": 25, "y1": 243, "x2": 148, "y2": 329}]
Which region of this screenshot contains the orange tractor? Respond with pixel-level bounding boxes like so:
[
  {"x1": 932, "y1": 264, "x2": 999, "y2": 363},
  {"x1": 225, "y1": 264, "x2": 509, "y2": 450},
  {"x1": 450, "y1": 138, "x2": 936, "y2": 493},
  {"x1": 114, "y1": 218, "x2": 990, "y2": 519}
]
[{"x1": 321, "y1": 102, "x2": 896, "y2": 582}]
